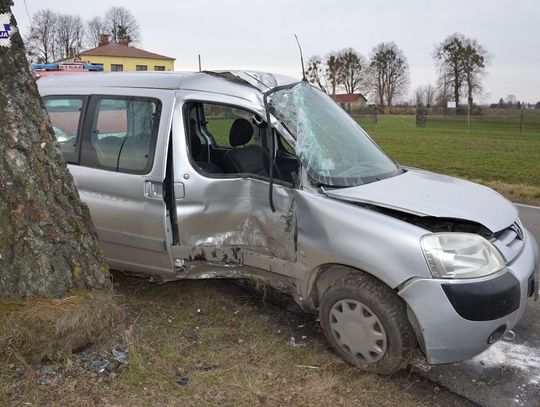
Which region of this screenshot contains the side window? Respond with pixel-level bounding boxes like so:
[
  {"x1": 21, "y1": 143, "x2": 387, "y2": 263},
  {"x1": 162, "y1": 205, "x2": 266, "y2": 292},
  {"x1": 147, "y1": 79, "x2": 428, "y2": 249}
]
[
  {"x1": 81, "y1": 96, "x2": 161, "y2": 174},
  {"x1": 44, "y1": 96, "x2": 85, "y2": 163},
  {"x1": 202, "y1": 104, "x2": 256, "y2": 147}
]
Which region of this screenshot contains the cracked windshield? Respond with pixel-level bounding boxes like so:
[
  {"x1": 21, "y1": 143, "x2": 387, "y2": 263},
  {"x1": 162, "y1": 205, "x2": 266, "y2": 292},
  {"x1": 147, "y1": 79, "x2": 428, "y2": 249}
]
[{"x1": 269, "y1": 82, "x2": 401, "y2": 187}]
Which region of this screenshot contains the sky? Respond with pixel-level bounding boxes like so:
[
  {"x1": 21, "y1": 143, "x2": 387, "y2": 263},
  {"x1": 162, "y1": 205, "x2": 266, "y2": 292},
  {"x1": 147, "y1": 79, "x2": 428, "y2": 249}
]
[{"x1": 12, "y1": 0, "x2": 540, "y2": 104}]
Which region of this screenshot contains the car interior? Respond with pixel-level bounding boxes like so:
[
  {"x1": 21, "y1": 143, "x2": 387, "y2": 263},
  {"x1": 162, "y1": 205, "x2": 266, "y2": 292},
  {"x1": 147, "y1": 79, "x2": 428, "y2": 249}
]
[{"x1": 186, "y1": 102, "x2": 299, "y2": 184}]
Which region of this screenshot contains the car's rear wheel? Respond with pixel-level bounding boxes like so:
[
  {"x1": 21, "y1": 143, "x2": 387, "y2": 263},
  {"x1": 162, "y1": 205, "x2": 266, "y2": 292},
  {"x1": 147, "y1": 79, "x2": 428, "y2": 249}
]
[{"x1": 319, "y1": 272, "x2": 415, "y2": 375}]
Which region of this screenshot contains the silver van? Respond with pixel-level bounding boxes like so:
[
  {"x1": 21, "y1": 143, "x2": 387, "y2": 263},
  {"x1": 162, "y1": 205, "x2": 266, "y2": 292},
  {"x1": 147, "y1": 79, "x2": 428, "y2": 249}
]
[{"x1": 38, "y1": 71, "x2": 539, "y2": 374}]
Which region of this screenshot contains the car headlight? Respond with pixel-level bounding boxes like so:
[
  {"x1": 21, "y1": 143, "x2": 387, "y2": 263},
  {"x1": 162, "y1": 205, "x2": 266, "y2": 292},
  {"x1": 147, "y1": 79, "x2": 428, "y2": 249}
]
[{"x1": 421, "y1": 233, "x2": 505, "y2": 279}]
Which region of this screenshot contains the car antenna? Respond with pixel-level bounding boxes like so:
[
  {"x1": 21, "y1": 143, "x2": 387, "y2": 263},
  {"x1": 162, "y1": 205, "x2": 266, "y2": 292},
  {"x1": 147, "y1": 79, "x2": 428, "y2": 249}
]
[{"x1": 294, "y1": 34, "x2": 307, "y2": 82}]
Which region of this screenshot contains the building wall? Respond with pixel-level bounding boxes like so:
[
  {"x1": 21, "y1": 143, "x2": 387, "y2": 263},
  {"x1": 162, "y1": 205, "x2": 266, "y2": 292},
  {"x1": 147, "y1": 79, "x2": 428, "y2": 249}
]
[
  {"x1": 338, "y1": 98, "x2": 367, "y2": 113},
  {"x1": 352, "y1": 98, "x2": 367, "y2": 109},
  {"x1": 80, "y1": 55, "x2": 174, "y2": 72}
]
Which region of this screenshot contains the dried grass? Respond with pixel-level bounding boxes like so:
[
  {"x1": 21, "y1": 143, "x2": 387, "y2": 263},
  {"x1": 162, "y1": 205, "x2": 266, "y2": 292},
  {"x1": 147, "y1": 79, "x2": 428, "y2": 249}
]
[
  {"x1": 473, "y1": 179, "x2": 540, "y2": 206},
  {"x1": 0, "y1": 291, "x2": 123, "y2": 363}
]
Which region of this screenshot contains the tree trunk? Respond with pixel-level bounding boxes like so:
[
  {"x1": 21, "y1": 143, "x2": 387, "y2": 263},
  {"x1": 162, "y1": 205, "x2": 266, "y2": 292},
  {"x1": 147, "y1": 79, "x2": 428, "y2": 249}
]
[
  {"x1": 453, "y1": 66, "x2": 460, "y2": 108},
  {"x1": 0, "y1": 1, "x2": 111, "y2": 299},
  {"x1": 467, "y1": 75, "x2": 474, "y2": 110}
]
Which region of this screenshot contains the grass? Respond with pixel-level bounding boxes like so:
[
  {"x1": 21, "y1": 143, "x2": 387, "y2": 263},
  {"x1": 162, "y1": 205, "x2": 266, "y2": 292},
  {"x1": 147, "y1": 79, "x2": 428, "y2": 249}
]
[
  {"x1": 0, "y1": 291, "x2": 122, "y2": 364},
  {"x1": 205, "y1": 114, "x2": 540, "y2": 205},
  {"x1": 0, "y1": 273, "x2": 469, "y2": 407}
]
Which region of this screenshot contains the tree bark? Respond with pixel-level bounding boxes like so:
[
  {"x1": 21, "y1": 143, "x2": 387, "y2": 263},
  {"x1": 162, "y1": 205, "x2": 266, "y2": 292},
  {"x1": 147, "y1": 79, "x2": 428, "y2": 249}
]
[{"x1": 0, "y1": 1, "x2": 111, "y2": 299}]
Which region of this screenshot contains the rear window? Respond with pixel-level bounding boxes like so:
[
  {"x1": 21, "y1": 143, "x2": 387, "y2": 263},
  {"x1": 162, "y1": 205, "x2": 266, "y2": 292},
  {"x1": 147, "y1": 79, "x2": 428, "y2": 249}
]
[
  {"x1": 81, "y1": 96, "x2": 161, "y2": 174},
  {"x1": 44, "y1": 97, "x2": 85, "y2": 163}
]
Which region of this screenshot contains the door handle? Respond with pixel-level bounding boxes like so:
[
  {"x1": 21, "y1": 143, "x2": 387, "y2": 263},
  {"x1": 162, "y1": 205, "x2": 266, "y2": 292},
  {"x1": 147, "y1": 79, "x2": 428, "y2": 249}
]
[
  {"x1": 144, "y1": 181, "x2": 163, "y2": 199},
  {"x1": 174, "y1": 182, "x2": 185, "y2": 200}
]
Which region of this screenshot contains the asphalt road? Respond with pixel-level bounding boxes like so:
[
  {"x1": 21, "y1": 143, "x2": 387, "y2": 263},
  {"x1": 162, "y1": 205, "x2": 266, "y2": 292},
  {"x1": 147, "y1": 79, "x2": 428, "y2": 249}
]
[{"x1": 419, "y1": 204, "x2": 540, "y2": 407}]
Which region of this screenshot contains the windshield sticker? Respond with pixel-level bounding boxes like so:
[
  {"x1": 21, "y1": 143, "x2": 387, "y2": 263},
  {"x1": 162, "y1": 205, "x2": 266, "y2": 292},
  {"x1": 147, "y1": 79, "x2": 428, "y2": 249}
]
[{"x1": 320, "y1": 159, "x2": 335, "y2": 171}]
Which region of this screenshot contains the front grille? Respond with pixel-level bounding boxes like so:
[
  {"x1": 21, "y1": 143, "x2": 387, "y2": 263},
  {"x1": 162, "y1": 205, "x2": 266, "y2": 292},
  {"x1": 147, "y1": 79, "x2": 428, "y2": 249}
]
[{"x1": 492, "y1": 221, "x2": 525, "y2": 262}]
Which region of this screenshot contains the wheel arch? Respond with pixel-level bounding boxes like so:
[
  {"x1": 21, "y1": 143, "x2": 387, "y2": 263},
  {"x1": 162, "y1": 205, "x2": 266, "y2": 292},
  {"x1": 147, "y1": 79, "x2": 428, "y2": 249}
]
[{"x1": 303, "y1": 263, "x2": 401, "y2": 311}]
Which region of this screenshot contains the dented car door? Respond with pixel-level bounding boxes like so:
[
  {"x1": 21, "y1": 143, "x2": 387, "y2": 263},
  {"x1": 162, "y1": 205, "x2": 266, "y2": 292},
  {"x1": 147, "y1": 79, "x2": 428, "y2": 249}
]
[{"x1": 170, "y1": 92, "x2": 297, "y2": 277}]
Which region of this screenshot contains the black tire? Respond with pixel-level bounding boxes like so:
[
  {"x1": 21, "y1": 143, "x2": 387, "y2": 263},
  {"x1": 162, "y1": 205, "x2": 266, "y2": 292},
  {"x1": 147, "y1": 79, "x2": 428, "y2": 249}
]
[{"x1": 319, "y1": 271, "x2": 415, "y2": 375}]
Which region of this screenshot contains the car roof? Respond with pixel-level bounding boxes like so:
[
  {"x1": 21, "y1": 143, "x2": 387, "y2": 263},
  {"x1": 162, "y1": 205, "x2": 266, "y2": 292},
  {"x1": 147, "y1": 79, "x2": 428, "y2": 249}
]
[{"x1": 37, "y1": 71, "x2": 299, "y2": 97}]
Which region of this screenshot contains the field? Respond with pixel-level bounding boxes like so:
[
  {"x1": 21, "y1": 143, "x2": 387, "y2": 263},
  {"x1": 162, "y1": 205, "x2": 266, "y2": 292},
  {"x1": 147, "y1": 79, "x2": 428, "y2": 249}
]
[
  {"x1": 0, "y1": 273, "x2": 469, "y2": 406},
  {"x1": 358, "y1": 115, "x2": 540, "y2": 205}
]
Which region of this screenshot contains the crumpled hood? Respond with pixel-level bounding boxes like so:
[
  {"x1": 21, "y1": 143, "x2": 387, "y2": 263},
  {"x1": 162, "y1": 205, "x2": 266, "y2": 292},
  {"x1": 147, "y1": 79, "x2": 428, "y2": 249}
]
[{"x1": 325, "y1": 169, "x2": 517, "y2": 233}]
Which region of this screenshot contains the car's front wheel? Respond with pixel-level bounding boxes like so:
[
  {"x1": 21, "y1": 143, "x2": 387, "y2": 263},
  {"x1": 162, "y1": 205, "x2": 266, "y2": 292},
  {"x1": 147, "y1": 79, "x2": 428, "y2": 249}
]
[{"x1": 319, "y1": 272, "x2": 416, "y2": 375}]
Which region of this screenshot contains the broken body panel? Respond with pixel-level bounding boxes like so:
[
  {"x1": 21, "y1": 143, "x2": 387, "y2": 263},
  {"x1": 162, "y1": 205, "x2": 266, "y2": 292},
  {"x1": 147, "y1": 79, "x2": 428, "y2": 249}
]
[{"x1": 38, "y1": 71, "x2": 539, "y2": 367}]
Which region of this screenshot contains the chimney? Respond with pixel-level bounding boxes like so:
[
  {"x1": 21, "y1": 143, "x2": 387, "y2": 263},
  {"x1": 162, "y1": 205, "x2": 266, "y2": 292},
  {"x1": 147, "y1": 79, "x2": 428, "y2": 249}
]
[
  {"x1": 119, "y1": 36, "x2": 130, "y2": 46},
  {"x1": 99, "y1": 34, "x2": 109, "y2": 46}
]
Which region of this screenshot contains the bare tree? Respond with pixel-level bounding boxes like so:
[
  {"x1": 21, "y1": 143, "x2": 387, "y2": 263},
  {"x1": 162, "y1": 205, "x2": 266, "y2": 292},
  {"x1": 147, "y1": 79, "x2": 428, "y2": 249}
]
[
  {"x1": 414, "y1": 86, "x2": 425, "y2": 106},
  {"x1": 435, "y1": 70, "x2": 452, "y2": 107},
  {"x1": 461, "y1": 39, "x2": 487, "y2": 109},
  {"x1": 104, "y1": 6, "x2": 140, "y2": 44},
  {"x1": 86, "y1": 15, "x2": 105, "y2": 48},
  {"x1": 26, "y1": 9, "x2": 58, "y2": 63},
  {"x1": 506, "y1": 94, "x2": 518, "y2": 108},
  {"x1": 336, "y1": 48, "x2": 366, "y2": 94},
  {"x1": 434, "y1": 35, "x2": 463, "y2": 108},
  {"x1": 367, "y1": 42, "x2": 409, "y2": 110},
  {"x1": 415, "y1": 84, "x2": 436, "y2": 107},
  {"x1": 434, "y1": 33, "x2": 488, "y2": 109},
  {"x1": 424, "y1": 84, "x2": 436, "y2": 107},
  {"x1": 325, "y1": 53, "x2": 342, "y2": 95},
  {"x1": 305, "y1": 55, "x2": 328, "y2": 93},
  {"x1": 55, "y1": 14, "x2": 84, "y2": 60}
]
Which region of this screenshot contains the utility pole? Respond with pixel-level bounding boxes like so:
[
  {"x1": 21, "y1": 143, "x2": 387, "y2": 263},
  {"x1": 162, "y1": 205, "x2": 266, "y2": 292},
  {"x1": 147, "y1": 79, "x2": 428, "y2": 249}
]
[{"x1": 198, "y1": 54, "x2": 201, "y2": 72}]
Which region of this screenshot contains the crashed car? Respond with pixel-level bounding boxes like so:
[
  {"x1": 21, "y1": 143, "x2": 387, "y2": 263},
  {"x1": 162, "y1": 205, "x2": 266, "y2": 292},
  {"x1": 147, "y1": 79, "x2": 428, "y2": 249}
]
[{"x1": 38, "y1": 71, "x2": 539, "y2": 374}]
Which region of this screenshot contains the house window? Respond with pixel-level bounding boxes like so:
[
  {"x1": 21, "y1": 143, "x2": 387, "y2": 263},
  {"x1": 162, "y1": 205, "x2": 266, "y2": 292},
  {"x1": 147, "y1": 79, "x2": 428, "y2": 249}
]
[
  {"x1": 154, "y1": 65, "x2": 165, "y2": 71},
  {"x1": 136, "y1": 65, "x2": 148, "y2": 71},
  {"x1": 111, "y1": 64, "x2": 123, "y2": 72}
]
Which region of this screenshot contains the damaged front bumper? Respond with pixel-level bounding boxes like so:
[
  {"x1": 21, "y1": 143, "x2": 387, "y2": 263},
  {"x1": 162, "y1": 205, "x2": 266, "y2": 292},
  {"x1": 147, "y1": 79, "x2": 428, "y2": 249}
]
[{"x1": 399, "y1": 228, "x2": 539, "y2": 365}]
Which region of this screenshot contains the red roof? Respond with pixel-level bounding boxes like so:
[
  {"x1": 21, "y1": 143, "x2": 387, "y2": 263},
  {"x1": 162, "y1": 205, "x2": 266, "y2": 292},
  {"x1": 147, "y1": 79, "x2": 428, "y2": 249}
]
[
  {"x1": 79, "y1": 43, "x2": 175, "y2": 61},
  {"x1": 331, "y1": 93, "x2": 367, "y2": 103}
]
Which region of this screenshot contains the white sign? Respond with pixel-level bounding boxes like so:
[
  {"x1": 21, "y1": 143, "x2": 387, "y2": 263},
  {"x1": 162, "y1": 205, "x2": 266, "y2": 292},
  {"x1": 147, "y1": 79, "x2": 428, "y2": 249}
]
[
  {"x1": 447, "y1": 101, "x2": 457, "y2": 109},
  {"x1": 0, "y1": 13, "x2": 17, "y2": 48}
]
